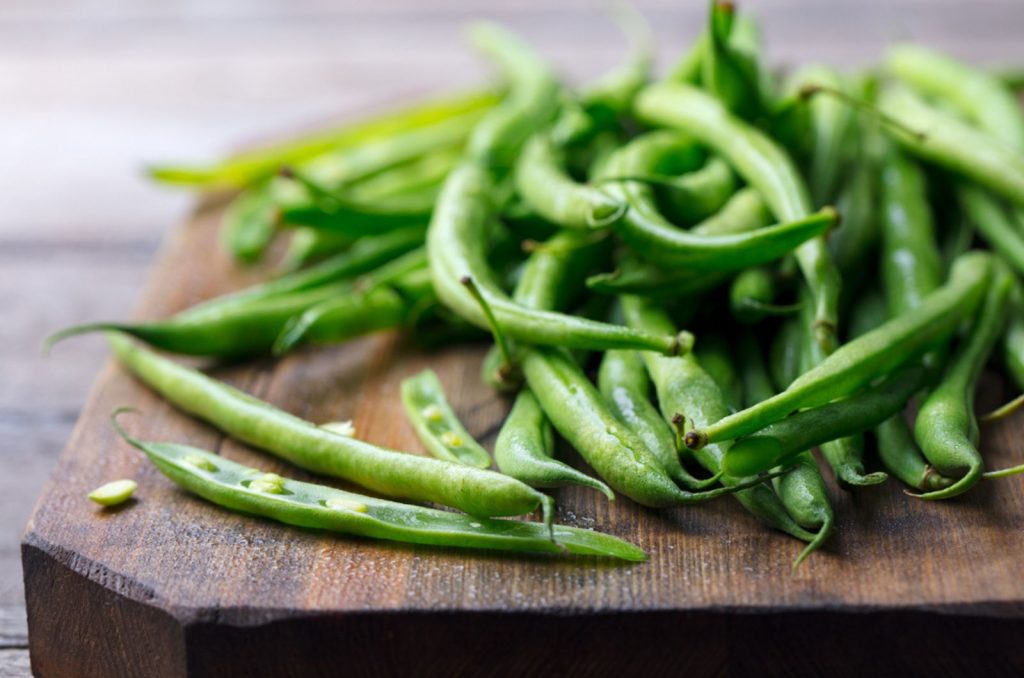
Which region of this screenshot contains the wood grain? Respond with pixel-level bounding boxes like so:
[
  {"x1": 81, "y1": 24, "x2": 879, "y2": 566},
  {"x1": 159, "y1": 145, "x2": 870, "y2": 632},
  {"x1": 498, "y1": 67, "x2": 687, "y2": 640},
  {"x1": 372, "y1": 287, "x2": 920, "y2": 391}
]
[{"x1": 22, "y1": 192, "x2": 1024, "y2": 675}]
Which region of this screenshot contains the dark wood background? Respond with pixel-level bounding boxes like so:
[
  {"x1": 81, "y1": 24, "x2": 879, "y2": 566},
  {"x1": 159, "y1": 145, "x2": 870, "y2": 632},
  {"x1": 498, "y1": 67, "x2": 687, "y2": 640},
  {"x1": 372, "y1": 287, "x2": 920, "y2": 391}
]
[{"x1": 5, "y1": 1, "x2": 1023, "y2": 674}]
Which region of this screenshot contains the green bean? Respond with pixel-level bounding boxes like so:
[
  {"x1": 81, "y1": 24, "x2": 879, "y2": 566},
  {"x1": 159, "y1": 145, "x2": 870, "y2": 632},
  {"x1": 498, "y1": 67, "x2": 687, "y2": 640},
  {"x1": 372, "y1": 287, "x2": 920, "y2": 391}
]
[
  {"x1": 113, "y1": 413, "x2": 644, "y2": 560},
  {"x1": 597, "y1": 135, "x2": 838, "y2": 271},
  {"x1": 729, "y1": 267, "x2": 800, "y2": 324},
  {"x1": 1003, "y1": 287, "x2": 1024, "y2": 391},
  {"x1": 620, "y1": 296, "x2": 818, "y2": 544},
  {"x1": 789, "y1": 66, "x2": 855, "y2": 206},
  {"x1": 724, "y1": 365, "x2": 928, "y2": 476},
  {"x1": 913, "y1": 264, "x2": 1015, "y2": 499},
  {"x1": 465, "y1": 22, "x2": 560, "y2": 167},
  {"x1": 150, "y1": 90, "x2": 496, "y2": 189},
  {"x1": 798, "y1": 290, "x2": 888, "y2": 488},
  {"x1": 280, "y1": 192, "x2": 431, "y2": 237},
  {"x1": 887, "y1": 44, "x2": 1024, "y2": 150},
  {"x1": 877, "y1": 87, "x2": 1024, "y2": 206},
  {"x1": 282, "y1": 229, "x2": 353, "y2": 271},
  {"x1": 599, "y1": 348, "x2": 718, "y2": 489},
  {"x1": 659, "y1": 156, "x2": 737, "y2": 226},
  {"x1": 703, "y1": 0, "x2": 763, "y2": 119},
  {"x1": 771, "y1": 453, "x2": 833, "y2": 567},
  {"x1": 684, "y1": 251, "x2": 993, "y2": 449},
  {"x1": 694, "y1": 337, "x2": 742, "y2": 411},
  {"x1": 221, "y1": 185, "x2": 278, "y2": 264},
  {"x1": 344, "y1": 146, "x2": 459, "y2": 202},
  {"x1": 736, "y1": 332, "x2": 832, "y2": 563},
  {"x1": 428, "y1": 162, "x2": 690, "y2": 355},
  {"x1": 586, "y1": 256, "x2": 729, "y2": 299},
  {"x1": 494, "y1": 389, "x2": 613, "y2": 498},
  {"x1": 689, "y1": 187, "x2": 772, "y2": 236},
  {"x1": 768, "y1": 318, "x2": 804, "y2": 391},
  {"x1": 48, "y1": 282, "x2": 349, "y2": 358},
  {"x1": 400, "y1": 369, "x2": 492, "y2": 468},
  {"x1": 881, "y1": 147, "x2": 943, "y2": 315},
  {"x1": 522, "y1": 345, "x2": 778, "y2": 507},
  {"x1": 515, "y1": 132, "x2": 626, "y2": 229},
  {"x1": 87, "y1": 479, "x2": 137, "y2": 507},
  {"x1": 848, "y1": 292, "x2": 953, "y2": 492},
  {"x1": 635, "y1": 82, "x2": 841, "y2": 347},
  {"x1": 667, "y1": 31, "x2": 705, "y2": 84},
  {"x1": 958, "y1": 185, "x2": 1024, "y2": 278},
  {"x1": 830, "y1": 134, "x2": 881, "y2": 274},
  {"x1": 188, "y1": 228, "x2": 424, "y2": 315},
  {"x1": 107, "y1": 333, "x2": 551, "y2": 519},
  {"x1": 273, "y1": 268, "x2": 434, "y2": 354},
  {"x1": 292, "y1": 113, "x2": 469, "y2": 192}
]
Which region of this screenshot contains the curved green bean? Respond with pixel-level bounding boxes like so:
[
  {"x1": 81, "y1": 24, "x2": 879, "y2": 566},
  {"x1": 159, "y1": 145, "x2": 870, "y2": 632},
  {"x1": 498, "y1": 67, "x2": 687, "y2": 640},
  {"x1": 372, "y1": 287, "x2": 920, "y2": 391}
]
[
  {"x1": 515, "y1": 132, "x2": 626, "y2": 229},
  {"x1": 400, "y1": 369, "x2": 492, "y2": 468},
  {"x1": 913, "y1": 264, "x2": 1015, "y2": 499},
  {"x1": 599, "y1": 348, "x2": 719, "y2": 489},
  {"x1": 494, "y1": 389, "x2": 613, "y2": 498},
  {"x1": 427, "y1": 161, "x2": 690, "y2": 355}
]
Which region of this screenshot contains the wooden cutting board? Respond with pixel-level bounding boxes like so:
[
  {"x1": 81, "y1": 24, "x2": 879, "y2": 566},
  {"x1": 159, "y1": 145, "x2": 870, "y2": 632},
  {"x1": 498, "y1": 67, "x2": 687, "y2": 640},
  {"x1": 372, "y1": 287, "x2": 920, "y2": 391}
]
[{"x1": 22, "y1": 194, "x2": 1024, "y2": 677}]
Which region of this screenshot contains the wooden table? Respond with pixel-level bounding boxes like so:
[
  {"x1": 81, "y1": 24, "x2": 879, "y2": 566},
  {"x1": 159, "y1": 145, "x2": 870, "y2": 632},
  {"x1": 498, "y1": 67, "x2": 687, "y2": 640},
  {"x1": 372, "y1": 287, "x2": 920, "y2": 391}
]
[{"x1": 6, "y1": 1, "x2": 1024, "y2": 675}]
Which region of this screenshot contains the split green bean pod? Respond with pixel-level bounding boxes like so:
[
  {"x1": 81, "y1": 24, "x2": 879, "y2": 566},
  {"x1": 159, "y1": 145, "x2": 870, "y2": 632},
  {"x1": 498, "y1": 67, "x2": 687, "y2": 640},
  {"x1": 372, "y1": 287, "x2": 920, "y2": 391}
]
[
  {"x1": 427, "y1": 161, "x2": 691, "y2": 355},
  {"x1": 913, "y1": 264, "x2": 1015, "y2": 499},
  {"x1": 107, "y1": 333, "x2": 551, "y2": 519},
  {"x1": 400, "y1": 369, "x2": 492, "y2": 468},
  {"x1": 685, "y1": 251, "x2": 993, "y2": 449},
  {"x1": 634, "y1": 82, "x2": 841, "y2": 347},
  {"x1": 113, "y1": 414, "x2": 643, "y2": 560}
]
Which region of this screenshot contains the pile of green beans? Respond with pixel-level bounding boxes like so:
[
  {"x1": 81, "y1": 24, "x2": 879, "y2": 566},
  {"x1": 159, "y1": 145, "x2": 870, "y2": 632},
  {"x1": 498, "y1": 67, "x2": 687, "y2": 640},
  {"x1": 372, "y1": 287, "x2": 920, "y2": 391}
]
[{"x1": 51, "y1": 3, "x2": 1024, "y2": 566}]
